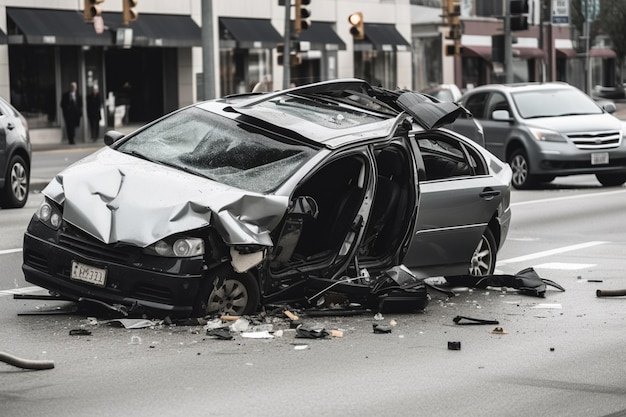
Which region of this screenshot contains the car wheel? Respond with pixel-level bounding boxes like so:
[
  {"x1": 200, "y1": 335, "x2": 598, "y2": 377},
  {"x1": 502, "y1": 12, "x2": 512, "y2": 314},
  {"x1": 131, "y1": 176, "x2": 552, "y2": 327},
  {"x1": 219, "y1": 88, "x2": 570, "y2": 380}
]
[
  {"x1": 508, "y1": 149, "x2": 533, "y2": 189},
  {"x1": 445, "y1": 228, "x2": 497, "y2": 287},
  {"x1": 0, "y1": 155, "x2": 29, "y2": 209},
  {"x1": 595, "y1": 173, "x2": 626, "y2": 187},
  {"x1": 205, "y1": 266, "x2": 260, "y2": 316}
]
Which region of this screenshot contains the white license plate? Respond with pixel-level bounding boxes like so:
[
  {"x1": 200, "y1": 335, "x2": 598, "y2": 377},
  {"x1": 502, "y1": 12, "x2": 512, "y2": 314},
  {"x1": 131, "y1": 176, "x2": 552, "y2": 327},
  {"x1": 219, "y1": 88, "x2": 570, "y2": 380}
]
[
  {"x1": 591, "y1": 152, "x2": 609, "y2": 165},
  {"x1": 70, "y1": 261, "x2": 107, "y2": 287}
]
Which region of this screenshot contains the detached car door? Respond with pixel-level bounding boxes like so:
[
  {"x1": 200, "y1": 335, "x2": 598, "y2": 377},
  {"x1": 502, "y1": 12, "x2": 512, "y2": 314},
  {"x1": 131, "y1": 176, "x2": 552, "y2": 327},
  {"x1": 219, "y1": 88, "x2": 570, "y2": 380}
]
[{"x1": 403, "y1": 131, "x2": 503, "y2": 276}]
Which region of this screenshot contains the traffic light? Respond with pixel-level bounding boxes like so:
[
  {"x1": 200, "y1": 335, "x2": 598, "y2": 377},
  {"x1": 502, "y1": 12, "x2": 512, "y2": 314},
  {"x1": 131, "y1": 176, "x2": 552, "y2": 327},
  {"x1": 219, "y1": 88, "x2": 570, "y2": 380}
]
[
  {"x1": 445, "y1": 44, "x2": 463, "y2": 56},
  {"x1": 84, "y1": 0, "x2": 104, "y2": 22},
  {"x1": 276, "y1": 43, "x2": 302, "y2": 67},
  {"x1": 348, "y1": 12, "x2": 364, "y2": 40},
  {"x1": 443, "y1": 0, "x2": 461, "y2": 40},
  {"x1": 510, "y1": 0, "x2": 529, "y2": 31},
  {"x1": 295, "y1": 0, "x2": 311, "y2": 32},
  {"x1": 491, "y1": 34, "x2": 505, "y2": 62},
  {"x1": 123, "y1": 0, "x2": 138, "y2": 25}
]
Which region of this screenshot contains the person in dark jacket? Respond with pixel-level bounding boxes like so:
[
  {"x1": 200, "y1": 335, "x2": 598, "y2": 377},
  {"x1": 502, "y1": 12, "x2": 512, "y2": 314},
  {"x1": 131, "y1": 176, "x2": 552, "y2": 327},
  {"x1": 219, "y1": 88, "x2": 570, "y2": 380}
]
[
  {"x1": 86, "y1": 85, "x2": 102, "y2": 140},
  {"x1": 60, "y1": 81, "x2": 82, "y2": 145}
]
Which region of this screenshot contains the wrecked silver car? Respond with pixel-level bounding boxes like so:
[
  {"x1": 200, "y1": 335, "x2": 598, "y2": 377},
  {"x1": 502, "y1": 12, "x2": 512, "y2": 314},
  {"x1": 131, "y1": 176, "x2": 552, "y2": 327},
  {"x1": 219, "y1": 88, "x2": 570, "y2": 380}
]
[{"x1": 22, "y1": 79, "x2": 511, "y2": 318}]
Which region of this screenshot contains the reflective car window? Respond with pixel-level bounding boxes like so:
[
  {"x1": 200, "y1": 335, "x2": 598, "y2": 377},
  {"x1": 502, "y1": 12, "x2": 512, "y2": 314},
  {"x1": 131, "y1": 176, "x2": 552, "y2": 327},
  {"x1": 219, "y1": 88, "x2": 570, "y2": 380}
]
[
  {"x1": 512, "y1": 88, "x2": 604, "y2": 119},
  {"x1": 486, "y1": 92, "x2": 509, "y2": 119},
  {"x1": 463, "y1": 92, "x2": 489, "y2": 119},
  {"x1": 417, "y1": 137, "x2": 476, "y2": 180},
  {"x1": 116, "y1": 107, "x2": 317, "y2": 193}
]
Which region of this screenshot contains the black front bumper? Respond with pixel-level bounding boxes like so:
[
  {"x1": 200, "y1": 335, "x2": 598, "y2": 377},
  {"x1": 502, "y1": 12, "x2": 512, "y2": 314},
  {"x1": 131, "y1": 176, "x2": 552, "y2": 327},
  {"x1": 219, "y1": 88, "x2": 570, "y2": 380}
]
[{"x1": 22, "y1": 220, "x2": 206, "y2": 318}]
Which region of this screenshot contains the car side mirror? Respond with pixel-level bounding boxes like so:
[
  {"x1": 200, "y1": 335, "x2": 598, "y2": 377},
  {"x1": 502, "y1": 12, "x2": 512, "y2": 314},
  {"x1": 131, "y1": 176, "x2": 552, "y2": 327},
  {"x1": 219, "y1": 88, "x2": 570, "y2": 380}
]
[
  {"x1": 104, "y1": 130, "x2": 125, "y2": 146},
  {"x1": 602, "y1": 102, "x2": 616, "y2": 114},
  {"x1": 492, "y1": 109, "x2": 512, "y2": 122}
]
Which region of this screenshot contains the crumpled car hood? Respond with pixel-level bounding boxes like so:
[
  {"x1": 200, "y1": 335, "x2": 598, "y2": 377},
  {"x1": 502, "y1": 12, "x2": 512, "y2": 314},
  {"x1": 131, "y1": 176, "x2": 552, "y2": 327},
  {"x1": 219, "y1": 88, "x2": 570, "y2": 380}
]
[{"x1": 42, "y1": 148, "x2": 288, "y2": 248}]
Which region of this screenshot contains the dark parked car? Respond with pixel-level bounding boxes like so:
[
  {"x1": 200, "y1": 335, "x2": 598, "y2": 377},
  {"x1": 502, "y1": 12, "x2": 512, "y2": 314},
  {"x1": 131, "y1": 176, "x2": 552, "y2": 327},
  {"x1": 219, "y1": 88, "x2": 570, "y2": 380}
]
[
  {"x1": 0, "y1": 96, "x2": 31, "y2": 208},
  {"x1": 456, "y1": 82, "x2": 626, "y2": 188},
  {"x1": 22, "y1": 79, "x2": 511, "y2": 318}
]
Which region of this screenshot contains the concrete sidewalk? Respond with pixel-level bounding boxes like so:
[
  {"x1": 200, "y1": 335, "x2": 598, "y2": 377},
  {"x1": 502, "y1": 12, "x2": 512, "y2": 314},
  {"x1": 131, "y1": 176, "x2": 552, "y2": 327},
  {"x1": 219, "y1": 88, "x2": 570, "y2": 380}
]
[{"x1": 30, "y1": 124, "x2": 142, "y2": 152}]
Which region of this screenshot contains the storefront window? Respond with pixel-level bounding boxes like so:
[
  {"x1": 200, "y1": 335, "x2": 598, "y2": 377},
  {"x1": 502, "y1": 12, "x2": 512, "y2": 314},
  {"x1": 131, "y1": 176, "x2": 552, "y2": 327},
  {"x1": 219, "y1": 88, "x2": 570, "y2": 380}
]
[
  {"x1": 354, "y1": 50, "x2": 397, "y2": 89},
  {"x1": 8, "y1": 46, "x2": 56, "y2": 128},
  {"x1": 219, "y1": 48, "x2": 272, "y2": 96},
  {"x1": 413, "y1": 36, "x2": 442, "y2": 91}
]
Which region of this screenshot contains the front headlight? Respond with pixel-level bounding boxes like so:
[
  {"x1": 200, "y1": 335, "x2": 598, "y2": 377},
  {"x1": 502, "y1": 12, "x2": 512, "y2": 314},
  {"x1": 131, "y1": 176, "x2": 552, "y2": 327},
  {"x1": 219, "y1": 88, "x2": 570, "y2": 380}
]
[
  {"x1": 528, "y1": 127, "x2": 567, "y2": 143},
  {"x1": 36, "y1": 199, "x2": 62, "y2": 230},
  {"x1": 144, "y1": 237, "x2": 205, "y2": 258}
]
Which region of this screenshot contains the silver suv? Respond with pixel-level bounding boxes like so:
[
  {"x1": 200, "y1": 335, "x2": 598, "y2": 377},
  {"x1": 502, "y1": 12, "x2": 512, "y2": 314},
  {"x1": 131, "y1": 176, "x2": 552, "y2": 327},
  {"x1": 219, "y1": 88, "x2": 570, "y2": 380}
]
[{"x1": 456, "y1": 82, "x2": 626, "y2": 188}]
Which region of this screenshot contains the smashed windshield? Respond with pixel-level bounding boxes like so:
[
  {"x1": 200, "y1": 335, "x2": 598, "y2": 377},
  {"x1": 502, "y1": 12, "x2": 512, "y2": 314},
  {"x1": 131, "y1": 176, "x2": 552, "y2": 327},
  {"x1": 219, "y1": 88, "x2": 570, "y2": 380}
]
[
  {"x1": 116, "y1": 107, "x2": 317, "y2": 193},
  {"x1": 512, "y1": 88, "x2": 603, "y2": 119}
]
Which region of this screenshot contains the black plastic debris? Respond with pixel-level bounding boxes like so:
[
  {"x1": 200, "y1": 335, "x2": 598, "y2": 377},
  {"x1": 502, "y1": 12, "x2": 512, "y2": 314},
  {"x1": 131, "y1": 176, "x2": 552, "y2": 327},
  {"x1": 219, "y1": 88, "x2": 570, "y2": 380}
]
[
  {"x1": 295, "y1": 325, "x2": 330, "y2": 339},
  {"x1": 372, "y1": 323, "x2": 392, "y2": 333},
  {"x1": 453, "y1": 315, "x2": 499, "y2": 325},
  {"x1": 206, "y1": 327, "x2": 233, "y2": 340},
  {"x1": 371, "y1": 265, "x2": 428, "y2": 313},
  {"x1": 69, "y1": 329, "x2": 92, "y2": 336},
  {"x1": 474, "y1": 267, "x2": 565, "y2": 297},
  {"x1": 448, "y1": 341, "x2": 461, "y2": 350},
  {"x1": 596, "y1": 289, "x2": 626, "y2": 297}
]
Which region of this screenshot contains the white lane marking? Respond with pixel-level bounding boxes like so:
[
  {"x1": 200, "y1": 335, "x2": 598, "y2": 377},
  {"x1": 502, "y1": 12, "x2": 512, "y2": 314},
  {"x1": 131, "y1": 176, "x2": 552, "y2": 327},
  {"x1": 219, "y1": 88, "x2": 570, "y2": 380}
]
[
  {"x1": 0, "y1": 248, "x2": 22, "y2": 255},
  {"x1": 532, "y1": 262, "x2": 595, "y2": 270},
  {"x1": 511, "y1": 189, "x2": 626, "y2": 207},
  {"x1": 0, "y1": 286, "x2": 46, "y2": 297},
  {"x1": 497, "y1": 241, "x2": 607, "y2": 266}
]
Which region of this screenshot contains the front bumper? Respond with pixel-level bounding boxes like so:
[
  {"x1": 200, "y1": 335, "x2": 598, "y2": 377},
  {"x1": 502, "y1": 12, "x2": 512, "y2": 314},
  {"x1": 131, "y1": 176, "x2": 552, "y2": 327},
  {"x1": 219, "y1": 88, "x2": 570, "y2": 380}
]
[
  {"x1": 532, "y1": 146, "x2": 626, "y2": 176},
  {"x1": 22, "y1": 219, "x2": 206, "y2": 318}
]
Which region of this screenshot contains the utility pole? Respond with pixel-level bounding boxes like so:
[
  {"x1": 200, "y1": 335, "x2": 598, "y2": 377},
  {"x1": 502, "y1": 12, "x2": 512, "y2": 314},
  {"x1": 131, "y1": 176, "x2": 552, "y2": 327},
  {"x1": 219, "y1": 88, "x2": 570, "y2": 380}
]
[
  {"x1": 282, "y1": 1, "x2": 291, "y2": 89},
  {"x1": 201, "y1": 0, "x2": 216, "y2": 100},
  {"x1": 504, "y1": 0, "x2": 513, "y2": 83}
]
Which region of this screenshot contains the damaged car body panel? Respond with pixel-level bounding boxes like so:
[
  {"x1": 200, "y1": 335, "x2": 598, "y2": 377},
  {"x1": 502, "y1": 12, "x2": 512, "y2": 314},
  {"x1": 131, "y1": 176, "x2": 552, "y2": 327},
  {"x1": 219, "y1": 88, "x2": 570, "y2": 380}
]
[
  {"x1": 22, "y1": 79, "x2": 511, "y2": 318},
  {"x1": 42, "y1": 148, "x2": 289, "y2": 249}
]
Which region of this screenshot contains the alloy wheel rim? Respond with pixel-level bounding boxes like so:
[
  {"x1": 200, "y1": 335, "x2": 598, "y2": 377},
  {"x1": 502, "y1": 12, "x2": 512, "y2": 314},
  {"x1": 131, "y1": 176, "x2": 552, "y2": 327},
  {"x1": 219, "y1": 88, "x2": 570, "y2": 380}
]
[
  {"x1": 10, "y1": 162, "x2": 27, "y2": 202},
  {"x1": 469, "y1": 235, "x2": 493, "y2": 276},
  {"x1": 511, "y1": 155, "x2": 528, "y2": 187}
]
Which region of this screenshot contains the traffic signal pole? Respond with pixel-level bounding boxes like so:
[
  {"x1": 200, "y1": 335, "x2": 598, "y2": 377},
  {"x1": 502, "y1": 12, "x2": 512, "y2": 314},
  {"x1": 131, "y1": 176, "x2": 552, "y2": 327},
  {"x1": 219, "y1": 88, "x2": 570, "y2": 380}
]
[
  {"x1": 504, "y1": 0, "x2": 513, "y2": 83},
  {"x1": 282, "y1": 1, "x2": 291, "y2": 89}
]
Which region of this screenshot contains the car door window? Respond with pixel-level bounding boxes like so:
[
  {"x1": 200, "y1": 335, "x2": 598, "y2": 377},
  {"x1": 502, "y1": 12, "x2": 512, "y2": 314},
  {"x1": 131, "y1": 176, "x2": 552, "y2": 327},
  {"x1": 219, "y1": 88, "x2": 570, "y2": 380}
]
[
  {"x1": 417, "y1": 135, "x2": 487, "y2": 180},
  {"x1": 463, "y1": 92, "x2": 489, "y2": 119},
  {"x1": 486, "y1": 92, "x2": 509, "y2": 120}
]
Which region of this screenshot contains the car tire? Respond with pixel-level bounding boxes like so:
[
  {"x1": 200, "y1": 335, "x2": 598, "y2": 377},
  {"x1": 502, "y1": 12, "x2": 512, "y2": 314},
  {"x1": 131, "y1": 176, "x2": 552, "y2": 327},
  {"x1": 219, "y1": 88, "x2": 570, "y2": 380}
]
[
  {"x1": 204, "y1": 266, "x2": 260, "y2": 316},
  {"x1": 508, "y1": 149, "x2": 533, "y2": 189},
  {"x1": 595, "y1": 173, "x2": 626, "y2": 187},
  {"x1": 445, "y1": 228, "x2": 497, "y2": 287},
  {"x1": 0, "y1": 155, "x2": 29, "y2": 209}
]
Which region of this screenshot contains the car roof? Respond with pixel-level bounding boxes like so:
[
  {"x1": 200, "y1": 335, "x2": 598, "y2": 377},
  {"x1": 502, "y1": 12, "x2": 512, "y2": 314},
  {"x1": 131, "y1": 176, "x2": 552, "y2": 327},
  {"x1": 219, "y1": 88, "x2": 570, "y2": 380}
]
[
  {"x1": 465, "y1": 82, "x2": 574, "y2": 95},
  {"x1": 196, "y1": 79, "x2": 470, "y2": 149}
]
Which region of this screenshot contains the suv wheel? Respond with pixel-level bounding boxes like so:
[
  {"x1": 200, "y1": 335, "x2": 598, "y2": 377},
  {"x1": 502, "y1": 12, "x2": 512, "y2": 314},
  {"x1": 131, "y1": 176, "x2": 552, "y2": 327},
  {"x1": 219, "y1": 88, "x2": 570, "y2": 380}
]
[
  {"x1": 0, "y1": 155, "x2": 29, "y2": 209},
  {"x1": 509, "y1": 149, "x2": 533, "y2": 189},
  {"x1": 596, "y1": 173, "x2": 626, "y2": 187}
]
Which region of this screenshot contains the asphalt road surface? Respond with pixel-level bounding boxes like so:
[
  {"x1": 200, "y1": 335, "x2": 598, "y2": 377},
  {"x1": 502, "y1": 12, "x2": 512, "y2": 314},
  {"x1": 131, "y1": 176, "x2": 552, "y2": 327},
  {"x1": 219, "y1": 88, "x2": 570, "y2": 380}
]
[{"x1": 1, "y1": 176, "x2": 626, "y2": 417}]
